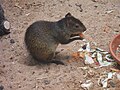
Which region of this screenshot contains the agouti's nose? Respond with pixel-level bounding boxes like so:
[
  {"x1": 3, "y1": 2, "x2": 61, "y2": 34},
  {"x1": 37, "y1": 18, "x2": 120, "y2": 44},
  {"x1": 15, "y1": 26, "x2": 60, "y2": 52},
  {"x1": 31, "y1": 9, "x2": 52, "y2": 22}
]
[{"x1": 83, "y1": 26, "x2": 86, "y2": 32}]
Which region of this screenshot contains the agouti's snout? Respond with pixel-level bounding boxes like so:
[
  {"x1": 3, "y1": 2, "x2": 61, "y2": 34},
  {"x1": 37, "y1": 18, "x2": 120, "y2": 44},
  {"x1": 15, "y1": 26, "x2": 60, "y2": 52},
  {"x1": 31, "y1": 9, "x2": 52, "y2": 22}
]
[{"x1": 82, "y1": 25, "x2": 86, "y2": 32}]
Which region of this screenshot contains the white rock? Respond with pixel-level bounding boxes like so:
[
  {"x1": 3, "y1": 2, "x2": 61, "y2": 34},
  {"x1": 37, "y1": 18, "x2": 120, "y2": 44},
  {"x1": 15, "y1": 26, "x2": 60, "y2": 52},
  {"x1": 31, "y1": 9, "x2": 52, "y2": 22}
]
[
  {"x1": 81, "y1": 80, "x2": 93, "y2": 90},
  {"x1": 85, "y1": 54, "x2": 94, "y2": 64}
]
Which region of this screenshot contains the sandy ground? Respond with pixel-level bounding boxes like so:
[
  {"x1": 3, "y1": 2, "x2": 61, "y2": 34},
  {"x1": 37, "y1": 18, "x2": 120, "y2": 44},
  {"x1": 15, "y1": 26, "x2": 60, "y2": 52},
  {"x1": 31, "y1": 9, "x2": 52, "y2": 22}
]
[{"x1": 0, "y1": 0, "x2": 120, "y2": 90}]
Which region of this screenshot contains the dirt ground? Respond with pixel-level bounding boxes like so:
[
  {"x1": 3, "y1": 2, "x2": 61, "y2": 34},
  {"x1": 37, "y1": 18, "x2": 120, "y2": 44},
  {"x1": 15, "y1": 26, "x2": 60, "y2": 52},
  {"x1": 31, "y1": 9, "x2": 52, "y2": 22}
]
[{"x1": 0, "y1": 0, "x2": 120, "y2": 90}]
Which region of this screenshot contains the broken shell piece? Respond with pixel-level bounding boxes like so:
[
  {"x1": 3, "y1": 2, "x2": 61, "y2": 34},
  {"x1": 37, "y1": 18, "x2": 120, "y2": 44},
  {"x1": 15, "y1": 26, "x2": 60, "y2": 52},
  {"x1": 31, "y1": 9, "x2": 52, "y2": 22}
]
[
  {"x1": 101, "y1": 51, "x2": 109, "y2": 54},
  {"x1": 91, "y1": 52, "x2": 96, "y2": 58},
  {"x1": 101, "y1": 79, "x2": 108, "y2": 88},
  {"x1": 79, "y1": 66, "x2": 88, "y2": 70},
  {"x1": 90, "y1": 49, "x2": 96, "y2": 53},
  {"x1": 105, "y1": 54, "x2": 114, "y2": 62},
  {"x1": 98, "y1": 76, "x2": 105, "y2": 87},
  {"x1": 81, "y1": 80, "x2": 93, "y2": 90},
  {"x1": 100, "y1": 61, "x2": 112, "y2": 67},
  {"x1": 78, "y1": 48, "x2": 84, "y2": 52},
  {"x1": 98, "y1": 72, "x2": 115, "y2": 88},
  {"x1": 15, "y1": 3, "x2": 22, "y2": 9},
  {"x1": 85, "y1": 54, "x2": 94, "y2": 64},
  {"x1": 103, "y1": 72, "x2": 115, "y2": 87},
  {"x1": 96, "y1": 48, "x2": 104, "y2": 52},
  {"x1": 116, "y1": 73, "x2": 120, "y2": 81},
  {"x1": 87, "y1": 69, "x2": 95, "y2": 77},
  {"x1": 106, "y1": 10, "x2": 114, "y2": 14},
  {"x1": 97, "y1": 52, "x2": 112, "y2": 67},
  {"x1": 92, "y1": 42, "x2": 97, "y2": 46},
  {"x1": 82, "y1": 39, "x2": 87, "y2": 43},
  {"x1": 86, "y1": 42, "x2": 91, "y2": 52},
  {"x1": 107, "y1": 72, "x2": 114, "y2": 79},
  {"x1": 25, "y1": 13, "x2": 30, "y2": 16},
  {"x1": 97, "y1": 51, "x2": 103, "y2": 63}
]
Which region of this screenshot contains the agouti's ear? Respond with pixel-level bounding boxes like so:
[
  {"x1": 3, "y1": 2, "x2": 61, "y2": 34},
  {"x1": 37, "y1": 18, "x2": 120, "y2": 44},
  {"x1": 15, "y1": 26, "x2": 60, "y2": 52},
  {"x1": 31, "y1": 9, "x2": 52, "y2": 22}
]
[
  {"x1": 66, "y1": 17, "x2": 73, "y2": 27},
  {"x1": 65, "y1": 13, "x2": 72, "y2": 18}
]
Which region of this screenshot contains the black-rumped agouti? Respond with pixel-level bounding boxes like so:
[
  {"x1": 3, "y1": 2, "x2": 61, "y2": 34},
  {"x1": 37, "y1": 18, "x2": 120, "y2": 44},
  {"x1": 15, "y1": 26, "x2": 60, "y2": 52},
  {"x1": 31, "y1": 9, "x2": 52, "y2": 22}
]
[{"x1": 25, "y1": 13, "x2": 86, "y2": 64}]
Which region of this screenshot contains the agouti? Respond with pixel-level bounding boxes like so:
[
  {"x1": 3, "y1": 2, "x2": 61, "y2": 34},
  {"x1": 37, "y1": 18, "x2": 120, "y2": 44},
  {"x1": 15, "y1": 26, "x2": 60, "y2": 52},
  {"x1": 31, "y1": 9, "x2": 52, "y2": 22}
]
[
  {"x1": 0, "y1": 4, "x2": 10, "y2": 36},
  {"x1": 25, "y1": 13, "x2": 86, "y2": 64}
]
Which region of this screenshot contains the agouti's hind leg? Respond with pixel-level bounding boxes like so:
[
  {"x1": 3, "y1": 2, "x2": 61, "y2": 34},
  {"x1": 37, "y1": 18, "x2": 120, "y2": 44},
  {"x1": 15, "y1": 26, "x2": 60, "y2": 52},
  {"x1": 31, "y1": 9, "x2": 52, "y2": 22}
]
[
  {"x1": 38, "y1": 59, "x2": 65, "y2": 65},
  {"x1": 48, "y1": 53, "x2": 65, "y2": 65},
  {"x1": 40, "y1": 52, "x2": 65, "y2": 65}
]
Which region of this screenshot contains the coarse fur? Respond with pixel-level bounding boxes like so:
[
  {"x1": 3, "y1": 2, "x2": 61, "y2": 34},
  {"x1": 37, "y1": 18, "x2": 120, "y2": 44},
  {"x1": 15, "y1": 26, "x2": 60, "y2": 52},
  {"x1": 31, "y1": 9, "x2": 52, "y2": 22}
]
[{"x1": 25, "y1": 13, "x2": 86, "y2": 64}]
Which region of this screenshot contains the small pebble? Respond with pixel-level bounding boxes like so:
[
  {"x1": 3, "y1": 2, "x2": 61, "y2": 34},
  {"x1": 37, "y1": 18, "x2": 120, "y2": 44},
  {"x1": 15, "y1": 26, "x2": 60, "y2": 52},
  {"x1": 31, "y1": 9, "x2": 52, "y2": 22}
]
[
  {"x1": 10, "y1": 57, "x2": 13, "y2": 60},
  {"x1": 9, "y1": 85, "x2": 12, "y2": 89},
  {"x1": 91, "y1": 0, "x2": 97, "y2": 2},
  {"x1": 82, "y1": 44, "x2": 87, "y2": 50},
  {"x1": 117, "y1": 16, "x2": 120, "y2": 18},
  {"x1": 32, "y1": 71, "x2": 35, "y2": 75},
  {"x1": 23, "y1": 78, "x2": 26, "y2": 81},
  {"x1": 10, "y1": 39, "x2": 15, "y2": 44},
  {"x1": 61, "y1": 49, "x2": 64, "y2": 51},
  {"x1": 11, "y1": 62, "x2": 15, "y2": 64},
  {"x1": 18, "y1": 85, "x2": 21, "y2": 88},
  {"x1": 18, "y1": 70, "x2": 22, "y2": 73},
  {"x1": 94, "y1": 5, "x2": 98, "y2": 8},
  {"x1": 43, "y1": 79, "x2": 50, "y2": 85},
  {"x1": 2, "y1": 65, "x2": 5, "y2": 68},
  {"x1": 115, "y1": 30, "x2": 119, "y2": 32}
]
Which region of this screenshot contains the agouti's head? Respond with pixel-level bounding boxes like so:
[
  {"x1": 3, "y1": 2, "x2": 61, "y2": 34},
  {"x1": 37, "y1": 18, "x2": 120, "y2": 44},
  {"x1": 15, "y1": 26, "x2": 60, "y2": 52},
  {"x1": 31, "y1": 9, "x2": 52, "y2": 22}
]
[{"x1": 64, "y1": 13, "x2": 86, "y2": 36}]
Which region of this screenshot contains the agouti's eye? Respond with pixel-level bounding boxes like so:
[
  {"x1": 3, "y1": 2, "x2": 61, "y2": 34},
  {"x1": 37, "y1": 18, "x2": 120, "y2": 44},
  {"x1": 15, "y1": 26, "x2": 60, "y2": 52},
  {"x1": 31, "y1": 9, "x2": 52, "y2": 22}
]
[{"x1": 75, "y1": 24, "x2": 79, "y2": 28}]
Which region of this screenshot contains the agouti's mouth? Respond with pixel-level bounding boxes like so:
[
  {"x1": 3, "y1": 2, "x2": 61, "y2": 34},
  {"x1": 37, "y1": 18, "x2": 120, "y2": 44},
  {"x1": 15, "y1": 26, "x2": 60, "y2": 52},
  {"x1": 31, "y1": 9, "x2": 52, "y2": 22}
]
[
  {"x1": 70, "y1": 33, "x2": 85, "y2": 38},
  {"x1": 70, "y1": 33, "x2": 79, "y2": 37}
]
